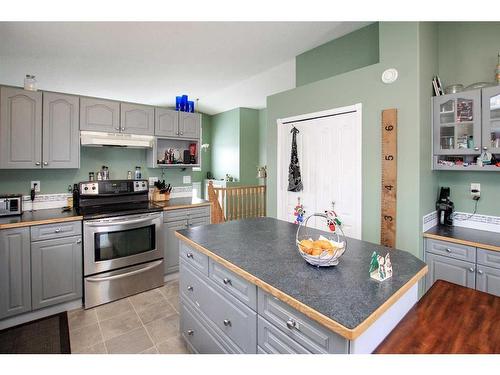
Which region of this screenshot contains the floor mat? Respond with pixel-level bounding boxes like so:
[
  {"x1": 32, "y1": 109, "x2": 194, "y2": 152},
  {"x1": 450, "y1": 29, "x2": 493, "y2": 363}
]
[{"x1": 0, "y1": 312, "x2": 71, "y2": 354}]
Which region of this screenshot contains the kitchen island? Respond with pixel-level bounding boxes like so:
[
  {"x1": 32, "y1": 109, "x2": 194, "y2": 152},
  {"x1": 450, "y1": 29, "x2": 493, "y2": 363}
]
[{"x1": 175, "y1": 217, "x2": 427, "y2": 354}]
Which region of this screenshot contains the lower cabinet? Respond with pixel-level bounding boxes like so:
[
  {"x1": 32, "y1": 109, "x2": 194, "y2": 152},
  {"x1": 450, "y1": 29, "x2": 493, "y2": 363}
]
[
  {"x1": 0, "y1": 228, "x2": 31, "y2": 319},
  {"x1": 425, "y1": 252, "x2": 476, "y2": 291},
  {"x1": 476, "y1": 264, "x2": 500, "y2": 297},
  {"x1": 31, "y1": 236, "x2": 83, "y2": 310}
]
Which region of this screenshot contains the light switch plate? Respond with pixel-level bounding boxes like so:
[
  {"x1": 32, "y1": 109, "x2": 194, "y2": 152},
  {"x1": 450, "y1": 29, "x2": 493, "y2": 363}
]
[
  {"x1": 31, "y1": 181, "x2": 40, "y2": 192},
  {"x1": 148, "y1": 177, "x2": 159, "y2": 187},
  {"x1": 183, "y1": 175, "x2": 191, "y2": 184}
]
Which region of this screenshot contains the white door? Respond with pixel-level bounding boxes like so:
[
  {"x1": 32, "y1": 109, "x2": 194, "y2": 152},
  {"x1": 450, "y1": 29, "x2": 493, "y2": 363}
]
[{"x1": 277, "y1": 104, "x2": 362, "y2": 239}]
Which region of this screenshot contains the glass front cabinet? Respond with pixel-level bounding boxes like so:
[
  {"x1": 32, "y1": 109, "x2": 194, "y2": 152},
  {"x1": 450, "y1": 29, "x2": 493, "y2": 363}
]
[{"x1": 432, "y1": 87, "x2": 500, "y2": 170}]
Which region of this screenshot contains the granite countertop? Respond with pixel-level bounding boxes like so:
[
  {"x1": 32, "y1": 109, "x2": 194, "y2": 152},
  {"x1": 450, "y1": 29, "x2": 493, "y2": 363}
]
[
  {"x1": 152, "y1": 197, "x2": 210, "y2": 211},
  {"x1": 176, "y1": 217, "x2": 427, "y2": 339},
  {"x1": 0, "y1": 208, "x2": 82, "y2": 229},
  {"x1": 424, "y1": 225, "x2": 500, "y2": 252}
]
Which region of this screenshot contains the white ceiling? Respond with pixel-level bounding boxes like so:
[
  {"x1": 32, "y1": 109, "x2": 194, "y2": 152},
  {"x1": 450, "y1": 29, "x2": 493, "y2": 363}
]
[{"x1": 0, "y1": 22, "x2": 370, "y2": 114}]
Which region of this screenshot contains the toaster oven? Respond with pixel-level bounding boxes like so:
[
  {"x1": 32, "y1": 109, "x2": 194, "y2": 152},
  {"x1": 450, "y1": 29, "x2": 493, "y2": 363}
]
[{"x1": 0, "y1": 194, "x2": 22, "y2": 216}]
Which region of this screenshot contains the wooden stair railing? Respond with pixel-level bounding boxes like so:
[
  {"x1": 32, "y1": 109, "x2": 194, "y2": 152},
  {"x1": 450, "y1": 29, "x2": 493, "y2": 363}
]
[{"x1": 207, "y1": 181, "x2": 266, "y2": 224}]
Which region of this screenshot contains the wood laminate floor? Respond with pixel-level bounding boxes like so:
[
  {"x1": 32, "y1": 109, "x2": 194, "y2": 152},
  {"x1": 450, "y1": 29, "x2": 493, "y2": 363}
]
[{"x1": 68, "y1": 277, "x2": 187, "y2": 354}]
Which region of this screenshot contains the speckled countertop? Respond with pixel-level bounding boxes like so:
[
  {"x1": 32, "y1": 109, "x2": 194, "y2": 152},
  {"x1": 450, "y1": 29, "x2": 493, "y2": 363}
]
[
  {"x1": 424, "y1": 225, "x2": 500, "y2": 252},
  {"x1": 177, "y1": 217, "x2": 427, "y2": 337}
]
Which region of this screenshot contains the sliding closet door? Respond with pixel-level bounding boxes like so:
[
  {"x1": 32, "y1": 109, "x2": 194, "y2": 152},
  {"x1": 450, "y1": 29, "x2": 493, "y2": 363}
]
[{"x1": 277, "y1": 105, "x2": 362, "y2": 239}]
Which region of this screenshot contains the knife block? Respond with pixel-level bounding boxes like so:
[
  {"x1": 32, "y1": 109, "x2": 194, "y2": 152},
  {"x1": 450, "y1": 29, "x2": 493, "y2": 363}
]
[{"x1": 153, "y1": 188, "x2": 170, "y2": 201}]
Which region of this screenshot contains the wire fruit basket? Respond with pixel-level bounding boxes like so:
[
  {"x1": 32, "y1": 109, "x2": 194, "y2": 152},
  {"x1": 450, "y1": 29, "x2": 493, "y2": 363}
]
[{"x1": 295, "y1": 212, "x2": 346, "y2": 267}]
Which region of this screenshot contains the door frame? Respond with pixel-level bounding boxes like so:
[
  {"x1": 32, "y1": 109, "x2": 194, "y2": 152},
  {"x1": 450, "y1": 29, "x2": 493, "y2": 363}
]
[{"x1": 276, "y1": 103, "x2": 362, "y2": 238}]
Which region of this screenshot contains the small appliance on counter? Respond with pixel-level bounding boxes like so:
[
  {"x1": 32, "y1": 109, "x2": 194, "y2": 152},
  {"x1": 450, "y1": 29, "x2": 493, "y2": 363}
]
[
  {"x1": 436, "y1": 187, "x2": 454, "y2": 226},
  {"x1": 0, "y1": 194, "x2": 22, "y2": 216}
]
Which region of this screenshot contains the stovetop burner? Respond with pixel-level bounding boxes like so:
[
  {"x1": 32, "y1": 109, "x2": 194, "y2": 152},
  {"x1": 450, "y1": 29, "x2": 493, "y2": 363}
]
[{"x1": 78, "y1": 202, "x2": 163, "y2": 220}]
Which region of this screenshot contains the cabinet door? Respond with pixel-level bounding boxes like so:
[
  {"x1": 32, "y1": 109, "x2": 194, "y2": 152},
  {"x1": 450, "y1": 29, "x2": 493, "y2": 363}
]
[
  {"x1": 0, "y1": 228, "x2": 31, "y2": 319},
  {"x1": 476, "y1": 265, "x2": 500, "y2": 297},
  {"x1": 31, "y1": 236, "x2": 83, "y2": 310},
  {"x1": 155, "y1": 108, "x2": 179, "y2": 137},
  {"x1": 0, "y1": 86, "x2": 42, "y2": 169},
  {"x1": 120, "y1": 103, "x2": 154, "y2": 135},
  {"x1": 425, "y1": 252, "x2": 476, "y2": 292},
  {"x1": 80, "y1": 97, "x2": 120, "y2": 132},
  {"x1": 433, "y1": 90, "x2": 481, "y2": 156},
  {"x1": 42, "y1": 92, "x2": 80, "y2": 169},
  {"x1": 481, "y1": 85, "x2": 500, "y2": 154},
  {"x1": 179, "y1": 112, "x2": 200, "y2": 139},
  {"x1": 165, "y1": 220, "x2": 187, "y2": 275}
]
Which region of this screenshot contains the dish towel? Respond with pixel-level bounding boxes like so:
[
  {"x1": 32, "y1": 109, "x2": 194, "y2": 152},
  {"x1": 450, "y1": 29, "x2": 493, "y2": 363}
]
[{"x1": 288, "y1": 127, "x2": 303, "y2": 192}]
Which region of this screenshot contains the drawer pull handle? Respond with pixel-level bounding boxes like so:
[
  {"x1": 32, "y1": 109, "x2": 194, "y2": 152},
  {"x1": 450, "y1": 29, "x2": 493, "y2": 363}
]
[
  {"x1": 54, "y1": 228, "x2": 61, "y2": 233},
  {"x1": 223, "y1": 278, "x2": 232, "y2": 285},
  {"x1": 478, "y1": 269, "x2": 483, "y2": 275},
  {"x1": 187, "y1": 330, "x2": 194, "y2": 336},
  {"x1": 223, "y1": 319, "x2": 231, "y2": 327},
  {"x1": 286, "y1": 319, "x2": 297, "y2": 330},
  {"x1": 469, "y1": 267, "x2": 474, "y2": 273},
  {"x1": 186, "y1": 252, "x2": 194, "y2": 259},
  {"x1": 445, "y1": 248, "x2": 452, "y2": 253},
  {"x1": 187, "y1": 285, "x2": 193, "y2": 291}
]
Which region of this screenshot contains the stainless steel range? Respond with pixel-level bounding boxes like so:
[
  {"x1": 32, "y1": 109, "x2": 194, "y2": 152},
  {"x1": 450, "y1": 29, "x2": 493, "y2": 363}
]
[{"x1": 78, "y1": 180, "x2": 164, "y2": 308}]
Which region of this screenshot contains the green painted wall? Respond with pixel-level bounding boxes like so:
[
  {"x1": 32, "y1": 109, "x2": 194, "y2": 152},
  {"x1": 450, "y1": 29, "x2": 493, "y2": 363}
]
[
  {"x1": 436, "y1": 22, "x2": 500, "y2": 215},
  {"x1": 0, "y1": 114, "x2": 212, "y2": 195},
  {"x1": 210, "y1": 108, "x2": 240, "y2": 181},
  {"x1": 267, "y1": 22, "x2": 429, "y2": 259},
  {"x1": 258, "y1": 108, "x2": 267, "y2": 167},
  {"x1": 239, "y1": 108, "x2": 260, "y2": 186},
  {"x1": 296, "y1": 22, "x2": 380, "y2": 87}
]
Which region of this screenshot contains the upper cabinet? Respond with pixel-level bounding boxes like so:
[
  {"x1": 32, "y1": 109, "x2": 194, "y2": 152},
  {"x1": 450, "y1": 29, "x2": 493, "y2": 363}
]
[
  {"x1": 0, "y1": 87, "x2": 42, "y2": 169},
  {"x1": 155, "y1": 108, "x2": 179, "y2": 137},
  {"x1": 120, "y1": 103, "x2": 154, "y2": 135},
  {"x1": 80, "y1": 97, "x2": 120, "y2": 132},
  {"x1": 42, "y1": 92, "x2": 80, "y2": 168},
  {"x1": 481, "y1": 85, "x2": 500, "y2": 155},
  {"x1": 179, "y1": 112, "x2": 201, "y2": 139}
]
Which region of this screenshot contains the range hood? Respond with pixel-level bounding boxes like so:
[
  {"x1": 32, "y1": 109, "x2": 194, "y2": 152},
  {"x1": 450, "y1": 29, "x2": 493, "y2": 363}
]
[{"x1": 80, "y1": 131, "x2": 154, "y2": 148}]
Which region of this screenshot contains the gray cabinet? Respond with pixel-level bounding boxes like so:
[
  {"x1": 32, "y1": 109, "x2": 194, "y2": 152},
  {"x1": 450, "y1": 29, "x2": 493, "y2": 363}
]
[
  {"x1": 481, "y1": 85, "x2": 500, "y2": 154},
  {"x1": 165, "y1": 220, "x2": 187, "y2": 275},
  {"x1": 0, "y1": 86, "x2": 42, "y2": 169},
  {"x1": 80, "y1": 97, "x2": 120, "y2": 132},
  {"x1": 42, "y1": 92, "x2": 80, "y2": 168},
  {"x1": 120, "y1": 103, "x2": 154, "y2": 135},
  {"x1": 0, "y1": 228, "x2": 31, "y2": 319},
  {"x1": 179, "y1": 112, "x2": 201, "y2": 139},
  {"x1": 155, "y1": 108, "x2": 178, "y2": 137},
  {"x1": 31, "y1": 235, "x2": 83, "y2": 310},
  {"x1": 425, "y1": 252, "x2": 476, "y2": 291},
  {"x1": 476, "y1": 264, "x2": 500, "y2": 297}
]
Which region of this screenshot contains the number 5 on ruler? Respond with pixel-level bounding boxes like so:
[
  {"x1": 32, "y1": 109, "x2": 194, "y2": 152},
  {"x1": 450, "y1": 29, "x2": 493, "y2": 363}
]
[{"x1": 381, "y1": 109, "x2": 397, "y2": 248}]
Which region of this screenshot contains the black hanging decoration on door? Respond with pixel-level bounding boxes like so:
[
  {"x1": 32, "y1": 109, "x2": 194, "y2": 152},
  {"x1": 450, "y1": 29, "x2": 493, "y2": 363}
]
[{"x1": 288, "y1": 126, "x2": 303, "y2": 192}]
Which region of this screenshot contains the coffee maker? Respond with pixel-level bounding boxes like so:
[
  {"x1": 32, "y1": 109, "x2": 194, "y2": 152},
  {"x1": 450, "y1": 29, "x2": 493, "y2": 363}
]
[{"x1": 436, "y1": 187, "x2": 454, "y2": 226}]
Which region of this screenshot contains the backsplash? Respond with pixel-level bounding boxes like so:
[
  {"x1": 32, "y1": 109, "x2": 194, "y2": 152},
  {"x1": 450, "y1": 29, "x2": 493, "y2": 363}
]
[{"x1": 423, "y1": 210, "x2": 500, "y2": 233}]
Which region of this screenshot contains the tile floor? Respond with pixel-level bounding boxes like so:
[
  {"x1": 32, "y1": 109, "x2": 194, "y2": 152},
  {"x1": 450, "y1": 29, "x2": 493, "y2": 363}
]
[{"x1": 68, "y1": 278, "x2": 188, "y2": 354}]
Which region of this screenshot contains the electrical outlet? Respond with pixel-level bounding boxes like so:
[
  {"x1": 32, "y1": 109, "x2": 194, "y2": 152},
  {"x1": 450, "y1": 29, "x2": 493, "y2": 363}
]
[
  {"x1": 183, "y1": 175, "x2": 191, "y2": 184},
  {"x1": 31, "y1": 181, "x2": 40, "y2": 192},
  {"x1": 470, "y1": 183, "x2": 480, "y2": 199},
  {"x1": 148, "y1": 177, "x2": 159, "y2": 187}
]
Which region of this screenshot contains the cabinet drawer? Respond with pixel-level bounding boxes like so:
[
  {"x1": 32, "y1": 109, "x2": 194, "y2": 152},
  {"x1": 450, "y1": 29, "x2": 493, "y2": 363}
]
[
  {"x1": 164, "y1": 206, "x2": 210, "y2": 223},
  {"x1": 180, "y1": 261, "x2": 257, "y2": 353},
  {"x1": 425, "y1": 238, "x2": 476, "y2": 262},
  {"x1": 189, "y1": 217, "x2": 211, "y2": 227},
  {"x1": 180, "y1": 301, "x2": 227, "y2": 354},
  {"x1": 258, "y1": 316, "x2": 311, "y2": 354},
  {"x1": 208, "y1": 258, "x2": 257, "y2": 310},
  {"x1": 179, "y1": 242, "x2": 208, "y2": 276},
  {"x1": 31, "y1": 221, "x2": 82, "y2": 241},
  {"x1": 257, "y1": 289, "x2": 348, "y2": 354},
  {"x1": 477, "y1": 248, "x2": 500, "y2": 269}
]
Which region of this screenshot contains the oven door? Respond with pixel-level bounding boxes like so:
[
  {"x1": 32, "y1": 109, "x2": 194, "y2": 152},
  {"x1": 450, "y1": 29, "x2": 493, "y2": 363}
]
[{"x1": 83, "y1": 212, "x2": 163, "y2": 276}]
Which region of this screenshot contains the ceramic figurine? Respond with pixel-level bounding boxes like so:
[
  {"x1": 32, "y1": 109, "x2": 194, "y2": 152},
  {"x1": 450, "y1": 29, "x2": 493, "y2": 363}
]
[{"x1": 370, "y1": 251, "x2": 393, "y2": 282}]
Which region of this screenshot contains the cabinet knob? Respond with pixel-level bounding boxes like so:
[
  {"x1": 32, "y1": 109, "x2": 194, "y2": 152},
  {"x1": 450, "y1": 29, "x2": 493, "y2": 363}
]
[
  {"x1": 187, "y1": 330, "x2": 194, "y2": 336},
  {"x1": 114, "y1": 127, "x2": 120, "y2": 131},
  {"x1": 223, "y1": 278, "x2": 232, "y2": 285},
  {"x1": 43, "y1": 161, "x2": 48, "y2": 166},
  {"x1": 54, "y1": 228, "x2": 61, "y2": 233},
  {"x1": 120, "y1": 127, "x2": 125, "y2": 132},
  {"x1": 286, "y1": 319, "x2": 297, "y2": 330},
  {"x1": 474, "y1": 147, "x2": 479, "y2": 151},
  {"x1": 469, "y1": 267, "x2": 474, "y2": 272},
  {"x1": 176, "y1": 131, "x2": 179, "y2": 135},
  {"x1": 223, "y1": 319, "x2": 231, "y2": 327},
  {"x1": 445, "y1": 248, "x2": 452, "y2": 253},
  {"x1": 187, "y1": 285, "x2": 193, "y2": 291},
  {"x1": 35, "y1": 162, "x2": 41, "y2": 166},
  {"x1": 478, "y1": 269, "x2": 483, "y2": 275},
  {"x1": 76, "y1": 239, "x2": 82, "y2": 244},
  {"x1": 186, "y1": 252, "x2": 194, "y2": 259},
  {"x1": 483, "y1": 146, "x2": 488, "y2": 151}
]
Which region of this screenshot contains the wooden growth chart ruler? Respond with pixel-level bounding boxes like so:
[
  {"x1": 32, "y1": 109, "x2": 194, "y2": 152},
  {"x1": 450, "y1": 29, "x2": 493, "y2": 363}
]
[{"x1": 380, "y1": 109, "x2": 398, "y2": 248}]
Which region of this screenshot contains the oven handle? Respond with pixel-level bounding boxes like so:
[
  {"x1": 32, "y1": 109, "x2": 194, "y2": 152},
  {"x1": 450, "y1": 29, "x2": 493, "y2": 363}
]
[
  {"x1": 85, "y1": 259, "x2": 163, "y2": 282},
  {"x1": 85, "y1": 214, "x2": 160, "y2": 227}
]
